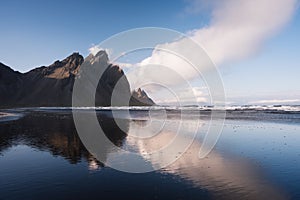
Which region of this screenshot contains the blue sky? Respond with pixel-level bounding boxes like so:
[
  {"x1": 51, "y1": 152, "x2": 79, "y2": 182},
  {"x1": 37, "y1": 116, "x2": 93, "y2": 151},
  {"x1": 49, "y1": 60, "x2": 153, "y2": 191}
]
[
  {"x1": 220, "y1": 9, "x2": 300, "y2": 104},
  {"x1": 0, "y1": 0, "x2": 299, "y2": 105},
  {"x1": 0, "y1": 0, "x2": 201, "y2": 70}
]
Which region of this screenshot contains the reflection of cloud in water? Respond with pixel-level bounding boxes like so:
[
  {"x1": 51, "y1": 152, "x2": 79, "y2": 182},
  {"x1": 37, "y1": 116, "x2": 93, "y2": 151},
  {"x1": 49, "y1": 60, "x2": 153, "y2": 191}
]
[
  {"x1": 0, "y1": 110, "x2": 289, "y2": 199},
  {"x1": 124, "y1": 118, "x2": 287, "y2": 200}
]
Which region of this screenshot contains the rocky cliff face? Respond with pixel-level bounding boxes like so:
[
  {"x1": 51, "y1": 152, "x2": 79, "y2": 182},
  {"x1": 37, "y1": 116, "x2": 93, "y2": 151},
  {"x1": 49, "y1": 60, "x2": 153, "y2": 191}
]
[
  {"x1": 0, "y1": 52, "x2": 154, "y2": 108},
  {"x1": 131, "y1": 88, "x2": 155, "y2": 106}
]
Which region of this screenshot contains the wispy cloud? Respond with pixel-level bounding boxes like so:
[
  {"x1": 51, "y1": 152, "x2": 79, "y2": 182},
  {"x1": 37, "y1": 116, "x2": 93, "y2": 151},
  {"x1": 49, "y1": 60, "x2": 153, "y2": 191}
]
[
  {"x1": 144, "y1": 0, "x2": 297, "y2": 69},
  {"x1": 91, "y1": 0, "x2": 298, "y2": 104},
  {"x1": 128, "y1": 0, "x2": 297, "y2": 103},
  {"x1": 191, "y1": 0, "x2": 297, "y2": 66},
  {"x1": 89, "y1": 45, "x2": 113, "y2": 58},
  {"x1": 148, "y1": 86, "x2": 209, "y2": 105},
  {"x1": 114, "y1": 62, "x2": 135, "y2": 68}
]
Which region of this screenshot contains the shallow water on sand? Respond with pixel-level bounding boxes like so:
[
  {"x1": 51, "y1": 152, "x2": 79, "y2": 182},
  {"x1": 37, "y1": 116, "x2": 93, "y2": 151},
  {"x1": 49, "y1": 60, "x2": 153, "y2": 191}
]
[{"x1": 0, "y1": 109, "x2": 300, "y2": 200}]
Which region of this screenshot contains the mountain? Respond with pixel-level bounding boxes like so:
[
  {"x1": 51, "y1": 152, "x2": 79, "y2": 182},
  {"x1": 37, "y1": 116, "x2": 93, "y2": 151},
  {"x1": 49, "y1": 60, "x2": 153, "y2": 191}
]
[
  {"x1": 131, "y1": 88, "x2": 155, "y2": 106},
  {"x1": 0, "y1": 51, "x2": 154, "y2": 108}
]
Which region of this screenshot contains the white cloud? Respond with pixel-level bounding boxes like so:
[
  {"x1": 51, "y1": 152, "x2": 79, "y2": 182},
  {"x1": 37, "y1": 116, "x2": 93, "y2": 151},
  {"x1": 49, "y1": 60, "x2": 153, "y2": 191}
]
[
  {"x1": 148, "y1": 86, "x2": 209, "y2": 105},
  {"x1": 89, "y1": 0, "x2": 297, "y2": 105},
  {"x1": 128, "y1": 0, "x2": 297, "y2": 104},
  {"x1": 191, "y1": 0, "x2": 297, "y2": 66},
  {"x1": 114, "y1": 62, "x2": 135, "y2": 68},
  {"x1": 143, "y1": 0, "x2": 297, "y2": 69},
  {"x1": 88, "y1": 45, "x2": 113, "y2": 58}
]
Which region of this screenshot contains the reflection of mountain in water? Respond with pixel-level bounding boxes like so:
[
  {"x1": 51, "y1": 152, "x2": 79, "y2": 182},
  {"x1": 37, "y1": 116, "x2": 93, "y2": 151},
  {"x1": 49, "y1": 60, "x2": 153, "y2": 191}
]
[
  {"x1": 0, "y1": 110, "x2": 288, "y2": 199},
  {"x1": 0, "y1": 111, "x2": 129, "y2": 168}
]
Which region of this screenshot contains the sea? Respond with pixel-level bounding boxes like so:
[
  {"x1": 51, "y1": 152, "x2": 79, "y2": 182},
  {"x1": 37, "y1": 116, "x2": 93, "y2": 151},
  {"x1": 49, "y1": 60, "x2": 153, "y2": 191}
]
[{"x1": 0, "y1": 105, "x2": 300, "y2": 200}]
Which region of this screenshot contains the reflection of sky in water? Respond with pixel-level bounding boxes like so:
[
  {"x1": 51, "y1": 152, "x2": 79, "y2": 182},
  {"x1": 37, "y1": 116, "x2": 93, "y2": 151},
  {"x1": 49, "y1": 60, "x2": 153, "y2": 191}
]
[
  {"x1": 116, "y1": 116, "x2": 297, "y2": 199},
  {"x1": 217, "y1": 121, "x2": 300, "y2": 198},
  {"x1": 0, "y1": 110, "x2": 300, "y2": 199}
]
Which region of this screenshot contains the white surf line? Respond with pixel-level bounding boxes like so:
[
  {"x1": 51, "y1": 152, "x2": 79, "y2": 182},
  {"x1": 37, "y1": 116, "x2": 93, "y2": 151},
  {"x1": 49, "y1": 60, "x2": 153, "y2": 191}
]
[{"x1": 0, "y1": 112, "x2": 24, "y2": 122}]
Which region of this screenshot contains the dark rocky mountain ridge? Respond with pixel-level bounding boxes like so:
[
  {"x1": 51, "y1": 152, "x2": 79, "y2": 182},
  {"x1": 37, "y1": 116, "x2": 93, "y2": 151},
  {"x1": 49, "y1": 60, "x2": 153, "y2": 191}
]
[{"x1": 0, "y1": 51, "x2": 154, "y2": 108}]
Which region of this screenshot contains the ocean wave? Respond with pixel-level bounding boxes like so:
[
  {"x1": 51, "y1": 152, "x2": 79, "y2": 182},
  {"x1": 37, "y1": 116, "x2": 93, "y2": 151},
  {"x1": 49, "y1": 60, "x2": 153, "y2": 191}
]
[
  {"x1": 0, "y1": 112, "x2": 24, "y2": 122},
  {"x1": 34, "y1": 105, "x2": 300, "y2": 112}
]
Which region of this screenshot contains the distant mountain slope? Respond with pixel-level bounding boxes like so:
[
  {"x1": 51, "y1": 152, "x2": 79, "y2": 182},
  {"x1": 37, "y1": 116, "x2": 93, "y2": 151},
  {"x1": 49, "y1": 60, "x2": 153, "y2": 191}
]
[{"x1": 0, "y1": 51, "x2": 154, "y2": 108}]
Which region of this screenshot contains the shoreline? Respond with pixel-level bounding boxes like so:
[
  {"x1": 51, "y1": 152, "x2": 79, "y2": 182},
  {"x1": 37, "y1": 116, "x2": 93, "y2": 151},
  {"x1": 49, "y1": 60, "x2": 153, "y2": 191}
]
[
  {"x1": 1, "y1": 107, "x2": 300, "y2": 124},
  {"x1": 0, "y1": 112, "x2": 24, "y2": 122}
]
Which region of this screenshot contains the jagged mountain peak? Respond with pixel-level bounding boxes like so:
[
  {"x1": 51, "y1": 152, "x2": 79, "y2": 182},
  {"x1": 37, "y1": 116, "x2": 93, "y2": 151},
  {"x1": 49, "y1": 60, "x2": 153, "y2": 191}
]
[
  {"x1": 29, "y1": 52, "x2": 85, "y2": 79},
  {"x1": 0, "y1": 51, "x2": 155, "y2": 108},
  {"x1": 131, "y1": 88, "x2": 155, "y2": 106},
  {"x1": 86, "y1": 50, "x2": 109, "y2": 65},
  {"x1": 23, "y1": 52, "x2": 84, "y2": 79}
]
